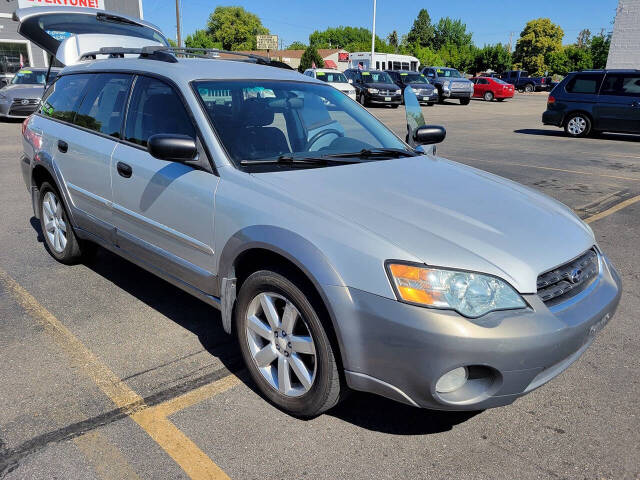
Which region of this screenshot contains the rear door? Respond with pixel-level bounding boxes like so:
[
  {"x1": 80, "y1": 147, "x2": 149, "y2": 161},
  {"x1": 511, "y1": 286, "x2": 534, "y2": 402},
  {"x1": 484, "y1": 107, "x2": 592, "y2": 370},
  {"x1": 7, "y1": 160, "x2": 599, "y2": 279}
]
[
  {"x1": 596, "y1": 73, "x2": 640, "y2": 133},
  {"x1": 110, "y1": 75, "x2": 218, "y2": 294},
  {"x1": 39, "y1": 73, "x2": 131, "y2": 241}
]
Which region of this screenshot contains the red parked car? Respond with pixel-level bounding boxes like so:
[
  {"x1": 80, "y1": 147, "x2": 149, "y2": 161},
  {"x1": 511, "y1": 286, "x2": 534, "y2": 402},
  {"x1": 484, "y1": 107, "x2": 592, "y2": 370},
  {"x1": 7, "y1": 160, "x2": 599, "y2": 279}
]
[{"x1": 471, "y1": 77, "x2": 515, "y2": 102}]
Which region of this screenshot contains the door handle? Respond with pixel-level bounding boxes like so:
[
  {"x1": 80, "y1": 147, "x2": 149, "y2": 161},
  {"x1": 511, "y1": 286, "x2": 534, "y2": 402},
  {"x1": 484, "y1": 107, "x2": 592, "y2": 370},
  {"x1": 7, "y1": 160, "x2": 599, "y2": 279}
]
[
  {"x1": 57, "y1": 140, "x2": 68, "y2": 153},
  {"x1": 116, "y1": 161, "x2": 133, "y2": 178},
  {"x1": 632, "y1": 101, "x2": 640, "y2": 108}
]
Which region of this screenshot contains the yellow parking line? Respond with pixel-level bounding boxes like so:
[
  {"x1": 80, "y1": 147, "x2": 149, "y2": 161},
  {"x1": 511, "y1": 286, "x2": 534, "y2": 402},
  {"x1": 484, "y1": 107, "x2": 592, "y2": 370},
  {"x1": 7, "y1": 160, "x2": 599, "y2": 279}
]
[
  {"x1": 584, "y1": 195, "x2": 640, "y2": 224},
  {"x1": 0, "y1": 268, "x2": 232, "y2": 480}
]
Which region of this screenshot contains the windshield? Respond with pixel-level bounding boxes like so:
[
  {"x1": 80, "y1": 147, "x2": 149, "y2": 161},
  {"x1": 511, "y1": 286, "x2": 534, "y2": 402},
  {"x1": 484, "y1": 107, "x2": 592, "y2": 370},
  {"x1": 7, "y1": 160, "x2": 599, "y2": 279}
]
[
  {"x1": 437, "y1": 68, "x2": 462, "y2": 78},
  {"x1": 362, "y1": 72, "x2": 394, "y2": 84},
  {"x1": 401, "y1": 73, "x2": 428, "y2": 84},
  {"x1": 11, "y1": 70, "x2": 48, "y2": 85},
  {"x1": 194, "y1": 80, "x2": 409, "y2": 168},
  {"x1": 316, "y1": 72, "x2": 348, "y2": 83}
]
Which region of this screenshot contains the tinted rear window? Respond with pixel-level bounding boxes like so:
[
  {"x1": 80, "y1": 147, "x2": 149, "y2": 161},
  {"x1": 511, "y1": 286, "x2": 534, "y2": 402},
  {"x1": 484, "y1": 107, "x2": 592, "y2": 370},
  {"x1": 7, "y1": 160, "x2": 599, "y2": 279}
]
[
  {"x1": 601, "y1": 74, "x2": 640, "y2": 97},
  {"x1": 75, "y1": 73, "x2": 132, "y2": 137},
  {"x1": 40, "y1": 74, "x2": 91, "y2": 123},
  {"x1": 565, "y1": 74, "x2": 604, "y2": 94}
]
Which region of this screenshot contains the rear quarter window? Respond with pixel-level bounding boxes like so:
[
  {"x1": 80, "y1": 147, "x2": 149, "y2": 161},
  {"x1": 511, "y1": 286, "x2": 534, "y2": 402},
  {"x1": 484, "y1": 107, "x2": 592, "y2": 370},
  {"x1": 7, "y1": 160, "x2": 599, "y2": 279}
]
[
  {"x1": 40, "y1": 74, "x2": 91, "y2": 123},
  {"x1": 565, "y1": 74, "x2": 604, "y2": 94}
]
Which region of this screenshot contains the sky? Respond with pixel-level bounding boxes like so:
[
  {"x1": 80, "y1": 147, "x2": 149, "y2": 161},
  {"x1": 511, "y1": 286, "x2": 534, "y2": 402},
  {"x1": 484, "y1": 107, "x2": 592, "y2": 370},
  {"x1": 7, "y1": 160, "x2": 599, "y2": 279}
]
[{"x1": 143, "y1": 0, "x2": 619, "y2": 49}]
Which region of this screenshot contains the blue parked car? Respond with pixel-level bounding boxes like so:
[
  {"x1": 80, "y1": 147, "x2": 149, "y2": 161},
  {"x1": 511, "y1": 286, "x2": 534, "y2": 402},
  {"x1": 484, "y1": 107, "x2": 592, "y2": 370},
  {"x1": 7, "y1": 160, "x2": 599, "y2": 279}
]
[{"x1": 543, "y1": 69, "x2": 640, "y2": 137}]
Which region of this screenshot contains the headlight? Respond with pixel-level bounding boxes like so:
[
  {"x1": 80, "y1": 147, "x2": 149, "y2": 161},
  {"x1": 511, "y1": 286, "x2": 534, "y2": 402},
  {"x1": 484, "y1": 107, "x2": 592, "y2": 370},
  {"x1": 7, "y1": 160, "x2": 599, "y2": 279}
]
[
  {"x1": 386, "y1": 263, "x2": 526, "y2": 318},
  {"x1": 395, "y1": 89, "x2": 401, "y2": 94},
  {"x1": 443, "y1": 80, "x2": 451, "y2": 88},
  {"x1": 367, "y1": 88, "x2": 379, "y2": 94}
]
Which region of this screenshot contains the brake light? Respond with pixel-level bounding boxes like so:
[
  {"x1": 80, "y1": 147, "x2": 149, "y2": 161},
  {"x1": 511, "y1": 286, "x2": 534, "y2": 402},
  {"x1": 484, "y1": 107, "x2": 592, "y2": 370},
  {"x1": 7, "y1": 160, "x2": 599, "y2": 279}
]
[
  {"x1": 22, "y1": 115, "x2": 31, "y2": 136},
  {"x1": 548, "y1": 95, "x2": 556, "y2": 105},
  {"x1": 542, "y1": 78, "x2": 546, "y2": 84}
]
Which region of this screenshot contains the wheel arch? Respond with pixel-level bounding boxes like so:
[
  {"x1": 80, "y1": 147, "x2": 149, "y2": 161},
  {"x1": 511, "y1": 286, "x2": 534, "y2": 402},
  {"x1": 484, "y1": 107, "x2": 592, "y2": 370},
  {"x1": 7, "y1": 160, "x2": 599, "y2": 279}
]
[
  {"x1": 30, "y1": 157, "x2": 75, "y2": 225},
  {"x1": 217, "y1": 226, "x2": 347, "y2": 367},
  {"x1": 564, "y1": 109, "x2": 593, "y2": 125}
]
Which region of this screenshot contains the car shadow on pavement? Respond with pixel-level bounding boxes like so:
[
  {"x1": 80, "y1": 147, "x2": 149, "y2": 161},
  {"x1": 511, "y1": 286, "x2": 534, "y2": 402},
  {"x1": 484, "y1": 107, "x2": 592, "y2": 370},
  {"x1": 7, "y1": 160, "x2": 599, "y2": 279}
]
[
  {"x1": 29, "y1": 218, "x2": 481, "y2": 433},
  {"x1": 515, "y1": 128, "x2": 640, "y2": 142},
  {"x1": 328, "y1": 392, "x2": 480, "y2": 435}
]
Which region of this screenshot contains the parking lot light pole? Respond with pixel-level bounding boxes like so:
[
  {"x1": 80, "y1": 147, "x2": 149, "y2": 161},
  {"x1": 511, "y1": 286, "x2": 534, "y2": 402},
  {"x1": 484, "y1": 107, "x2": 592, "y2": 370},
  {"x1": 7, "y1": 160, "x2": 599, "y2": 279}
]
[
  {"x1": 370, "y1": 0, "x2": 376, "y2": 69},
  {"x1": 175, "y1": 0, "x2": 182, "y2": 47}
]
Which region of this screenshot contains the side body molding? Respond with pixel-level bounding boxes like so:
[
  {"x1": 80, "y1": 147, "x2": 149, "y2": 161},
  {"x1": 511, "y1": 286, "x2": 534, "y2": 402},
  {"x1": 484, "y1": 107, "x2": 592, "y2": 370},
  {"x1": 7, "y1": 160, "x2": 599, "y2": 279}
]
[{"x1": 217, "y1": 225, "x2": 346, "y2": 334}]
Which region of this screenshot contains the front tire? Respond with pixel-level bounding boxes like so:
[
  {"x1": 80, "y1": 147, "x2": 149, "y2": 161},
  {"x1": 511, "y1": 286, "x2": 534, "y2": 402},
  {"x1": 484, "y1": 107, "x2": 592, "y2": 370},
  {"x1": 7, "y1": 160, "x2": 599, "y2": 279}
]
[
  {"x1": 38, "y1": 182, "x2": 91, "y2": 264},
  {"x1": 359, "y1": 94, "x2": 367, "y2": 107},
  {"x1": 236, "y1": 269, "x2": 342, "y2": 417},
  {"x1": 564, "y1": 113, "x2": 592, "y2": 138},
  {"x1": 483, "y1": 91, "x2": 494, "y2": 102},
  {"x1": 460, "y1": 97, "x2": 471, "y2": 105}
]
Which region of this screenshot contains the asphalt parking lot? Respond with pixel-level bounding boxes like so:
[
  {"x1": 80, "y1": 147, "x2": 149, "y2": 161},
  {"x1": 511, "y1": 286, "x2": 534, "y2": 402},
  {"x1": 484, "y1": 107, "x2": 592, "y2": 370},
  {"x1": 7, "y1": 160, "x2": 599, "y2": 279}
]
[{"x1": 1, "y1": 93, "x2": 639, "y2": 480}]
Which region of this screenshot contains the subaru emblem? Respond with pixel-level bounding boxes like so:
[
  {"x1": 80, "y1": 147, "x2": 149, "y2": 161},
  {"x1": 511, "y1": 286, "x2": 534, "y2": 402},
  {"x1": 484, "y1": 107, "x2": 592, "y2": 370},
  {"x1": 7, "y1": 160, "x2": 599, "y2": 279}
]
[
  {"x1": 21, "y1": 99, "x2": 29, "y2": 106},
  {"x1": 569, "y1": 268, "x2": 582, "y2": 284}
]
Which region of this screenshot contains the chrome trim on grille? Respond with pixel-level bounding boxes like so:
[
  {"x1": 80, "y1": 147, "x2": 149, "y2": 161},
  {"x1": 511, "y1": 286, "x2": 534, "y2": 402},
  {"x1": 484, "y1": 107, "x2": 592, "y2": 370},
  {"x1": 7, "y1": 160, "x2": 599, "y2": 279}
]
[{"x1": 537, "y1": 248, "x2": 600, "y2": 305}]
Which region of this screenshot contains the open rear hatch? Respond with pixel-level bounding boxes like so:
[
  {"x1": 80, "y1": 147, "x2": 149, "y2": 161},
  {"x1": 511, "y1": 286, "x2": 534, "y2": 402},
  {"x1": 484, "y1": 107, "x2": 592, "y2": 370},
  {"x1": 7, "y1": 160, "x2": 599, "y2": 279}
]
[{"x1": 14, "y1": 7, "x2": 169, "y2": 65}]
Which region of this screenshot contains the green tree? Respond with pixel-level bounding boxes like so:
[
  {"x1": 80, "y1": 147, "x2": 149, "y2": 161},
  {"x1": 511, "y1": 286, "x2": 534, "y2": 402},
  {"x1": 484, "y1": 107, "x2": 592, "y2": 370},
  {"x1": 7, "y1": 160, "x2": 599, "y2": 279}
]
[
  {"x1": 432, "y1": 17, "x2": 473, "y2": 51},
  {"x1": 387, "y1": 30, "x2": 399, "y2": 52},
  {"x1": 413, "y1": 46, "x2": 445, "y2": 68},
  {"x1": 167, "y1": 38, "x2": 177, "y2": 48},
  {"x1": 207, "y1": 6, "x2": 269, "y2": 51},
  {"x1": 576, "y1": 28, "x2": 592, "y2": 48},
  {"x1": 184, "y1": 29, "x2": 220, "y2": 49},
  {"x1": 565, "y1": 45, "x2": 593, "y2": 71},
  {"x1": 406, "y1": 9, "x2": 434, "y2": 48},
  {"x1": 513, "y1": 18, "x2": 564, "y2": 76},
  {"x1": 309, "y1": 26, "x2": 392, "y2": 53},
  {"x1": 438, "y1": 43, "x2": 476, "y2": 72},
  {"x1": 472, "y1": 43, "x2": 512, "y2": 74},
  {"x1": 545, "y1": 49, "x2": 570, "y2": 75},
  {"x1": 298, "y1": 46, "x2": 324, "y2": 72},
  {"x1": 590, "y1": 31, "x2": 611, "y2": 69},
  {"x1": 287, "y1": 41, "x2": 307, "y2": 50}
]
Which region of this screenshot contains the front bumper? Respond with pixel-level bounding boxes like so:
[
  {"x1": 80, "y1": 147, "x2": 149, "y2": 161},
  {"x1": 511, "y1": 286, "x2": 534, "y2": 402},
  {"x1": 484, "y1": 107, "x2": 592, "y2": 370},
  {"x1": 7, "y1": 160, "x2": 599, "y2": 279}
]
[
  {"x1": 326, "y1": 252, "x2": 621, "y2": 410},
  {"x1": 367, "y1": 93, "x2": 402, "y2": 105},
  {"x1": 442, "y1": 89, "x2": 473, "y2": 99}
]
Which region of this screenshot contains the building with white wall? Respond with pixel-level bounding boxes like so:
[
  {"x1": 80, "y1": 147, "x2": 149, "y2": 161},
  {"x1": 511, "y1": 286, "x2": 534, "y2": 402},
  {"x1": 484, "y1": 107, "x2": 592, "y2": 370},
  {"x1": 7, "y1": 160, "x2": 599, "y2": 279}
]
[{"x1": 607, "y1": 0, "x2": 640, "y2": 69}]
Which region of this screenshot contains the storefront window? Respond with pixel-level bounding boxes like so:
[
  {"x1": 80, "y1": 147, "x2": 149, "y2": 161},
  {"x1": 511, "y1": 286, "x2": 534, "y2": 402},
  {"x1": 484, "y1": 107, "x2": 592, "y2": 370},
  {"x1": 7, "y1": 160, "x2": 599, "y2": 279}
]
[{"x1": 0, "y1": 42, "x2": 31, "y2": 75}]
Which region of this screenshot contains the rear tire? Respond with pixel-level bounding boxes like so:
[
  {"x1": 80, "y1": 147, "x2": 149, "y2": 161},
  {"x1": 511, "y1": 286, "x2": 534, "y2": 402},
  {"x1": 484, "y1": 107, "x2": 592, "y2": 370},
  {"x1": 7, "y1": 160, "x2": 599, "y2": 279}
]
[
  {"x1": 38, "y1": 182, "x2": 92, "y2": 264},
  {"x1": 564, "y1": 113, "x2": 592, "y2": 138},
  {"x1": 460, "y1": 97, "x2": 471, "y2": 105},
  {"x1": 483, "y1": 91, "x2": 494, "y2": 102},
  {"x1": 391, "y1": 104, "x2": 399, "y2": 109},
  {"x1": 524, "y1": 83, "x2": 534, "y2": 93},
  {"x1": 235, "y1": 269, "x2": 342, "y2": 418}
]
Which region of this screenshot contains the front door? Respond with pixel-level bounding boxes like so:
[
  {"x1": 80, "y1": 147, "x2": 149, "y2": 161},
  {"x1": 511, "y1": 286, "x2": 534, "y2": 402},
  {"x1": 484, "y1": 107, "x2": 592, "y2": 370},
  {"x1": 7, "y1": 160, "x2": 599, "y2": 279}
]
[
  {"x1": 110, "y1": 76, "x2": 218, "y2": 294},
  {"x1": 596, "y1": 73, "x2": 640, "y2": 134}
]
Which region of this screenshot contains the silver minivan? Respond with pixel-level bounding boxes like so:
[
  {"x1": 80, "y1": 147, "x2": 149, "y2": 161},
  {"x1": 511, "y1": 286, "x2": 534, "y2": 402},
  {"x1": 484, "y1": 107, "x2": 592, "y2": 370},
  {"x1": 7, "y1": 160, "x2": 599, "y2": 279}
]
[{"x1": 18, "y1": 8, "x2": 621, "y2": 417}]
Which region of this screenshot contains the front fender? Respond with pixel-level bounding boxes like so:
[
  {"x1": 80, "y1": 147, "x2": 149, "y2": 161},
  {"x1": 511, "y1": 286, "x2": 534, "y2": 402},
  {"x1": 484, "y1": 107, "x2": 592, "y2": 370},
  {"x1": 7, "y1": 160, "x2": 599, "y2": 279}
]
[{"x1": 216, "y1": 225, "x2": 348, "y2": 353}]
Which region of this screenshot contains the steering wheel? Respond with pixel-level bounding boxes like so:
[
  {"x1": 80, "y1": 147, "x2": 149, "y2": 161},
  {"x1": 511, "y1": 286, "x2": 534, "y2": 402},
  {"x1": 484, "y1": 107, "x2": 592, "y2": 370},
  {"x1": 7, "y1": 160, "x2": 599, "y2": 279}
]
[{"x1": 305, "y1": 128, "x2": 344, "y2": 151}]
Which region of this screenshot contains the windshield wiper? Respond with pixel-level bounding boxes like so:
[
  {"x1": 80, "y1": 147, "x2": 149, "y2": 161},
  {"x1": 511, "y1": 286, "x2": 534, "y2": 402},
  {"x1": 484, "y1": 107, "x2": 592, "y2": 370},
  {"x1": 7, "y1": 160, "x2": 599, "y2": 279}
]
[
  {"x1": 325, "y1": 148, "x2": 417, "y2": 159},
  {"x1": 240, "y1": 154, "x2": 360, "y2": 166}
]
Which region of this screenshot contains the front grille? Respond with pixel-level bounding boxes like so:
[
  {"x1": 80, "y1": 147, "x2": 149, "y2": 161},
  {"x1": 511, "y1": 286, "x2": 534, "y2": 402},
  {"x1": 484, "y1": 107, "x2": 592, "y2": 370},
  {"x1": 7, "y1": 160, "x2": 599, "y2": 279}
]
[
  {"x1": 537, "y1": 249, "x2": 599, "y2": 305},
  {"x1": 377, "y1": 89, "x2": 396, "y2": 96},
  {"x1": 12, "y1": 98, "x2": 40, "y2": 106},
  {"x1": 451, "y1": 81, "x2": 469, "y2": 91}
]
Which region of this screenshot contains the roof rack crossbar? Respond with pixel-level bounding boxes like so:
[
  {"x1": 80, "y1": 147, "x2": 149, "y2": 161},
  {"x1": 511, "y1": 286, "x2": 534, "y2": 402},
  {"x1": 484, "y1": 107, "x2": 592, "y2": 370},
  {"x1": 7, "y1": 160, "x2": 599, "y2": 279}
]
[{"x1": 77, "y1": 46, "x2": 294, "y2": 69}]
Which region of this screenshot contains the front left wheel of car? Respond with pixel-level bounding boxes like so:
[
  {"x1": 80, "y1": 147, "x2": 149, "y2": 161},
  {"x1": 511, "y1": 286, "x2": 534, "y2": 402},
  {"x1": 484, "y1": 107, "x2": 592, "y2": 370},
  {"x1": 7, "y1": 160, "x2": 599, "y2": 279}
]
[
  {"x1": 460, "y1": 98, "x2": 471, "y2": 105},
  {"x1": 235, "y1": 269, "x2": 342, "y2": 418}
]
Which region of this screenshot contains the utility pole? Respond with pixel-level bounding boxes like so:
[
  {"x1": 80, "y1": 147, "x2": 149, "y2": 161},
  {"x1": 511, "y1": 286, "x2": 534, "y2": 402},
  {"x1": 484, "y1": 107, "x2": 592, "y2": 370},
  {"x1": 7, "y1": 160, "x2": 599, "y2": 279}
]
[
  {"x1": 175, "y1": 0, "x2": 182, "y2": 48},
  {"x1": 508, "y1": 31, "x2": 514, "y2": 53},
  {"x1": 370, "y1": 0, "x2": 377, "y2": 69}
]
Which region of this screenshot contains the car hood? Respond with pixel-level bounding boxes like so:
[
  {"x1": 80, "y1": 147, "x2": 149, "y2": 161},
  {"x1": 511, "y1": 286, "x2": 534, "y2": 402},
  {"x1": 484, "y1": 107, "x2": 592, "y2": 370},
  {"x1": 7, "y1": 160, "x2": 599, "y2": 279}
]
[
  {"x1": 363, "y1": 83, "x2": 399, "y2": 90},
  {"x1": 0, "y1": 84, "x2": 45, "y2": 98},
  {"x1": 254, "y1": 156, "x2": 594, "y2": 293}
]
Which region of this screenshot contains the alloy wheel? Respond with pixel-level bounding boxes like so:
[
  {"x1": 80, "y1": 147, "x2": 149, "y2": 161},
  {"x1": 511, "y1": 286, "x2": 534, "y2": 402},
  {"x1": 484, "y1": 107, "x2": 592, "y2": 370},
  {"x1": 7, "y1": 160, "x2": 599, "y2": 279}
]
[
  {"x1": 245, "y1": 292, "x2": 317, "y2": 397},
  {"x1": 42, "y1": 191, "x2": 67, "y2": 253},
  {"x1": 567, "y1": 116, "x2": 587, "y2": 136}
]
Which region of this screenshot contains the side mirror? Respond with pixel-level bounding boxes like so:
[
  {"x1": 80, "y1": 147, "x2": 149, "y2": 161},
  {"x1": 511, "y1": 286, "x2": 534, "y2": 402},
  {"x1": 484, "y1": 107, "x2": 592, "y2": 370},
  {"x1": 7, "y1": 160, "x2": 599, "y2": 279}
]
[
  {"x1": 413, "y1": 125, "x2": 446, "y2": 145},
  {"x1": 348, "y1": 78, "x2": 353, "y2": 84},
  {"x1": 148, "y1": 134, "x2": 197, "y2": 163}
]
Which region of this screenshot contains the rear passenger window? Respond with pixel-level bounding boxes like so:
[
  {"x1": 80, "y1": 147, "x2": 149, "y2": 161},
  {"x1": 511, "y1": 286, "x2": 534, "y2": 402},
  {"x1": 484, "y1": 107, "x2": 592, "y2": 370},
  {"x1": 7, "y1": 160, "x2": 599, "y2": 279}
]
[
  {"x1": 124, "y1": 76, "x2": 195, "y2": 147},
  {"x1": 601, "y1": 74, "x2": 640, "y2": 97},
  {"x1": 565, "y1": 74, "x2": 603, "y2": 94},
  {"x1": 74, "y1": 73, "x2": 132, "y2": 138},
  {"x1": 40, "y1": 74, "x2": 91, "y2": 123}
]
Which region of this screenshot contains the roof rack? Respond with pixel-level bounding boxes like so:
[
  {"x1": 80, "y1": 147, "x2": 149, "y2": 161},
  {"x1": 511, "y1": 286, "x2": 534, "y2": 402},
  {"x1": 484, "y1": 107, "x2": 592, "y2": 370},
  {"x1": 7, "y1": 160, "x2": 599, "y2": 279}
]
[{"x1": 78, "y1": 46, "x2": 294, "y2": 70}]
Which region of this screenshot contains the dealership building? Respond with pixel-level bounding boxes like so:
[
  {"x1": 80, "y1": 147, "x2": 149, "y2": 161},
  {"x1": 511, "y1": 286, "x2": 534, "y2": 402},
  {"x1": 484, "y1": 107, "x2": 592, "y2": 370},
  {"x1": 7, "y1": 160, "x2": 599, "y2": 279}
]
[
  {"x1": 607, "y1": 0, "x2": 640, "y2": 69},
  {"x1": 0, "y1": 0, "x2": 143, "y2": 73}
]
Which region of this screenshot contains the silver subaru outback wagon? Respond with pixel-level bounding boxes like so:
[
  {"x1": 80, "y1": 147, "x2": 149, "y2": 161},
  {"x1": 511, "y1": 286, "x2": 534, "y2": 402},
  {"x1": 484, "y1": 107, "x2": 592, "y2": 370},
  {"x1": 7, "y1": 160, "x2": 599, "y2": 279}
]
[{"x1": 18, "y1": 8, "x2": 621, "y2": 417}]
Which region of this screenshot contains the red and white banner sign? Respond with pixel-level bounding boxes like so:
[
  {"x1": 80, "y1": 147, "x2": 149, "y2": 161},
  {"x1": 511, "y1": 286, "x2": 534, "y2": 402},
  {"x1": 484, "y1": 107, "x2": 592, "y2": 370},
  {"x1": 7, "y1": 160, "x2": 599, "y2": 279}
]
[{"x1": 18, "y1": 0, "x2": 105, "y2": 9}]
